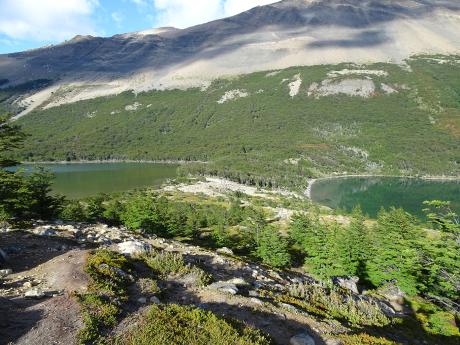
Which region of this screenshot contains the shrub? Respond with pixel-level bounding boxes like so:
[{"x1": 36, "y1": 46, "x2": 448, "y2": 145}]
[
  {"x1": 286, "y1": 283, "x2": 390, "y2": 327},
  {"x1": 60, "y1": 200, "x2": 87, "y2": 222},
  {"x1": 142, "y1": 250, "x2": 212, "y2": 287},
  {"x1": 78, "y1": 250, "x2": 132, "y2": 344},
  {"x1": 110, "y1": 304, "x2": 272, "y2": 345},
  {"x1": 120, "y1": 194, "x2": 166, "y2": 234},
  {"x1": 143, "y1": 251, "x2": 187, "y2": 277}
]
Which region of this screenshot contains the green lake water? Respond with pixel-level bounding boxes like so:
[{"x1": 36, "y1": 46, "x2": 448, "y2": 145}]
[
  {"x1": 16, "y1": 163, "x2": 178, "y2": 199},
  {"x1": 310, "y1": 176, "x2": 460, "y2": 219}
]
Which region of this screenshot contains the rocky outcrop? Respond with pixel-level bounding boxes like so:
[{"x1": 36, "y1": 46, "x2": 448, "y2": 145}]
[{"x1": 332, "y1": 276, "x2": 359, "y2": 294}]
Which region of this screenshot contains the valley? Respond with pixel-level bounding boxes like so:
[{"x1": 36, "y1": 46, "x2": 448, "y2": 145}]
[{"x1": 1, "y1": 1, "x2": 459, "y2": 344}]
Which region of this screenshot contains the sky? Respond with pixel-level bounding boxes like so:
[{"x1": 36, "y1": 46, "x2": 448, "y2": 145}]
[{"x1": 0, "y1": 0, "x2": 276, "y2": 54}]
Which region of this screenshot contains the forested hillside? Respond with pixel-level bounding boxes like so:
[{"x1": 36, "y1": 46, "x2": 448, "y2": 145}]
[{"x1": 11, "y1": 55, "x2": 460, "y2": 189}]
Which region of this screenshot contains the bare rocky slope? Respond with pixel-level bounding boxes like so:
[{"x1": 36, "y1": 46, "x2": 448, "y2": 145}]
[{"x1": 1, "y1": 0, "x2": 460, "y2": 114}]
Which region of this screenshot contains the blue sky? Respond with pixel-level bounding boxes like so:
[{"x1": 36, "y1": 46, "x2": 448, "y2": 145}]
[{"x1": 0, "y1": 0, "x2": 276, "y2": 54}]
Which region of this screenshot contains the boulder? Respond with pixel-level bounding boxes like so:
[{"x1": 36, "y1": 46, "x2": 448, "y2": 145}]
[
  {"x1": 332, "y1": 276, "x2": 359, "y2": 294},
  {"x1": 25, "y1": 288, "x2": 46, "y2": 299},
  {"x1": 377, "y1": 284, "x2": 406, "y2": 312},
  {"x1": 290, "y1": 333, "x2": 316, "y2": 345},
  {"x1": 117, "y1": 240, "x2": 152, "y2": 256},
  {"x1": 216, "y1": 247, "x2": 234, "y2": 255},
  {"x1": 137, "y1": 297, "x2": 147, "y2": 304}
]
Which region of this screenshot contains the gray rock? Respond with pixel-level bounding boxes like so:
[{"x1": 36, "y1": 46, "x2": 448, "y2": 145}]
[
  {"x1": 280, "y1": 303, "x2": 299, "y2": 313},
  {"x1": 216, "y1": 247, "x2": 234, "y2": 255},
  {"x1": 23, "y1": 281, "x2": 34, "y2": 289},
  {"x1": 25, "y1": 288, "x2": 46, "y2": 299},
  {"x1": 227, "y1": 277, "x2": 249, "y2": 286},
  {"x1": 332, "y1": 276, "x2": 359, "y2": 294},
  {"x1": 250, "y1": 297, "x2": 264, "y2": 306},
  {"x1": 0, "y1": 268, "x2": 12, "y2": 276},
  {"x1": 248, "y1": 290, "x2": 259, "y2": 297},
  {"x1": 117, "y1": 240, "x2": 152, "y2": 255},
  {"x1": 150, "y1": 296, "x2": 161, "y2": 304},
  {"x1": 208, "y1": 281, "x2": 238, "y2": 295},
  {"x1": 290, "y1": 333, "x2": 316, "y2": 345},
  {"x1": 35, "y1": 228, "x2": 56, "y2": 237},
  {"x1": 137, "y1": 297, "x2": 147, "y2": 304}
]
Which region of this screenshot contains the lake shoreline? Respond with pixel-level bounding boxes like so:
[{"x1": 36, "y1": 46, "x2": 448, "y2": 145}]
[
  {"x1": 21, "y1": 159, "x2": 207, "y2": 165},
  {"x1": 306, "y1": 174, "x2": 460, "y2": 199}
]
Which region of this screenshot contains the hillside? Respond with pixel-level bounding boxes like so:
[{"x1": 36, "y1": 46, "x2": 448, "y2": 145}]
[
  {"x1": 12, "y1": 55, "x2": 460, "y2": 189},
  {"x1": 1, "y1": 182, "x2": 459, "y2": 345},
  {"x1": 0, "y1": 0, "x2": 459, "y2": 114}
]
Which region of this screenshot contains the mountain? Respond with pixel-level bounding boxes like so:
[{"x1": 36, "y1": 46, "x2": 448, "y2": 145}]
[
  {"x1": 1, "y1": 0, "x2": 459, "y2": 187},
  {"x1": 1, "y1": 0, "x2": 460, "y2": 115}
]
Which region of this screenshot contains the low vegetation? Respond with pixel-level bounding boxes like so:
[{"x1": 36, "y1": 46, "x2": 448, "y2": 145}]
[
  {"x1": 110, "y1": 304, "x2": 272, "y2": 345},
  {"x1": 78, "y1": 250, "x2": 132, "y2": 344}
]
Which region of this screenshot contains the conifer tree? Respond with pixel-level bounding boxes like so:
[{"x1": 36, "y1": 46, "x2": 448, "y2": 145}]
[
  {"x1": 367, "y1": 208, "x2": 424, "y2": 295},
  {"x1": 338, "y1": 206, "x2": 372, "y2": 279},
  {"x1": 255, "y1": 225, "x2": 290, "y2": 268}
]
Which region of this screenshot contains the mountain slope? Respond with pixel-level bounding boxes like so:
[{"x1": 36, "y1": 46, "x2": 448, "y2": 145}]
[
  {"x1": 1, "y1": 0, "x2": 460, "y2": 114},
  {"x1": 14, "y1": 56, "x2": 460, "y2": 188}
]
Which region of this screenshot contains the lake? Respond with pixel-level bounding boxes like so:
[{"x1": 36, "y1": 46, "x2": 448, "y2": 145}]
[
  {"x1": 310, "y1": 176, "x2": 460, "y2": 219},
  {"x1": 14, "y1": 163, "x2": 178, "y2": 199}
]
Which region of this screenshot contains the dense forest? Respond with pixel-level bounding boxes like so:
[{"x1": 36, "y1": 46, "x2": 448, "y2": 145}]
[{"x1": 5, "y1": 55, "x2": 459, "y2": 190}]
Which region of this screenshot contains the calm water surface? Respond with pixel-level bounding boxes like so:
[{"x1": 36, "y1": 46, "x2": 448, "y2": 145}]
[
  {"x1": 311, "y1": 177, "x2": 460, "y2": 218},
  {"x1": 17, "y1": 163, "x2": 178, "y2": 199}
]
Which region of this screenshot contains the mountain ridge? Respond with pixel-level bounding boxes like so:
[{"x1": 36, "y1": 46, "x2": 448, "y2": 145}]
[{"x1": 1, "y1": 0, "x2": 460, "y2": 116}]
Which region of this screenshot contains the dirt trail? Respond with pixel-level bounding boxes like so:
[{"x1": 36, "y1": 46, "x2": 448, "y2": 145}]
[{"x1": 0, "y1": 231, "x2": 89, "y2": 345}]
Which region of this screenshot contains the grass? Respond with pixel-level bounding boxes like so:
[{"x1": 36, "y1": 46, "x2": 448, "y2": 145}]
[
  {"x1": 12, "y1": 55, "x2": 460, "y2": 190},
  {"x1": 109, "y1": 304, "x2": 272, "y2": 345}
]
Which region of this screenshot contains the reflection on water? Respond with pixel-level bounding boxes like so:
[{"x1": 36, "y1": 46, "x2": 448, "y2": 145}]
[
  {"x1": 13, "y1": 163, "x2": 178, "y2": 199},
  {"x1": 311, "y1": 177, "x2": 460, "y2": 219}
]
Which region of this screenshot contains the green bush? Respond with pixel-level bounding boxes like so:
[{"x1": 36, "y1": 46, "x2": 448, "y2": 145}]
[
  {"x1": 60, "y1": 200, "x2": 87, "y2": 222},
  {"x1": 110, "y1": 304, "x2": 272, "y2": 345},
  {"x1": 143, "y1": 251, "x2": 187, "y2": 277}
]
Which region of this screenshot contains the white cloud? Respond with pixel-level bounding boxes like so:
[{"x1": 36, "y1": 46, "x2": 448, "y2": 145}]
[
  {"x1": 112, "y1": 12, "x2": 124, "y2": 27},
  {"x1": 152, "y1": 0, "x2": 276, "y2": 29},
  {"x1": 153, "y1": 0, "x2": 222, "y2": 28},
  {"x1": 130, "y1": 0, "x2": 147, "y2": 5},
  {"x1": 0, "y1": 0, "x2": 99, "y2": 41},
  {"x1": 223, "y1": 0, "x2": 276, "y2": 17}
]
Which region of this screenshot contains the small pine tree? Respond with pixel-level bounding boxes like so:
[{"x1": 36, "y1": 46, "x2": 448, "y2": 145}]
[
  {"x1": 255, "y1": 225, "x2": 291, "y2": 268},
  {"x1": 367, "y1": 208, "x2": 424, "y2": 295},
  {"x1": 337, "y1": 206, "x2": 372, "y2": 279}
]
